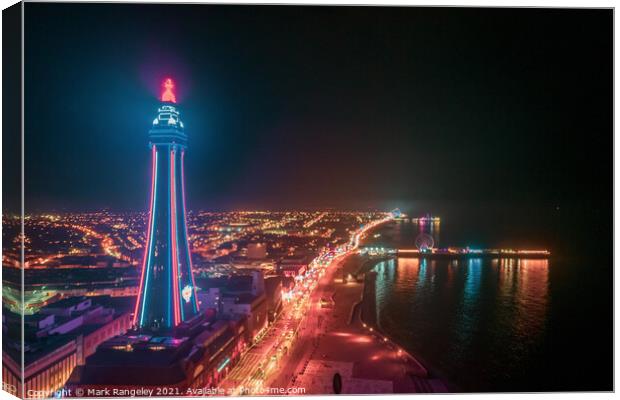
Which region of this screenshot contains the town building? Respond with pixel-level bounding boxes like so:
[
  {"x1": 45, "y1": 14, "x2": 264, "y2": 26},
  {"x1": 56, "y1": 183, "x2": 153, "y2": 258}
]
[
  {"x1": 67, "y1": 314, "x2": 248, "y2": 392},
  {"x1": 246, "y1": 243, "x2": 267, "y2": 259},
  {"x1": 2, "y1": 296, "x2": 132, "y2": 398},
  {"x1": 278, "y1": 255, "x2": 310, "y2": 277},
  {"x1": 196, "y1": 270, "x2": 268, "y2": 343},
  {"x1": 264, "y1": 276, "x2": 283, "y2": 321}
]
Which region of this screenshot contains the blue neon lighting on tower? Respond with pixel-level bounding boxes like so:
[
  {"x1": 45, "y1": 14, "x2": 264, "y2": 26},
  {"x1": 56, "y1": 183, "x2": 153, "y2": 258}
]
[{"x1": 134, "y1": 81, "x2": 199, "y2": 331}]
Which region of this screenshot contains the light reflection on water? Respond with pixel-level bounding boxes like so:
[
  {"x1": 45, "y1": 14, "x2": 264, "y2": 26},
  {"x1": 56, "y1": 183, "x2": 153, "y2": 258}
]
[{"x1": 372, "y1": 255, "x2": 550, "y2": 391}]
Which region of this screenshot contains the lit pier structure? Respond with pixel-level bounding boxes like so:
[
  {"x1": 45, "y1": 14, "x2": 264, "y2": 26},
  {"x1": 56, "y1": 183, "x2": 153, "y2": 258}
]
[
  {"x1": 411, "y1": 216, "x2": 440, "y2": 224},
  {"x1": 134, "y1": 78, "x2": 199, "y2": 331},
  {"x1": 359, "y1": 246, "x2": 550, "y2": 259}
]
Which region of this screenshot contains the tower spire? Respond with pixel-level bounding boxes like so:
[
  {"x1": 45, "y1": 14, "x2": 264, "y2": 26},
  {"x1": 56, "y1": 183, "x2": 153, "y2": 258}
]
[{"x1": 161, "y1": 78, "x2": 177, "y2": 103}]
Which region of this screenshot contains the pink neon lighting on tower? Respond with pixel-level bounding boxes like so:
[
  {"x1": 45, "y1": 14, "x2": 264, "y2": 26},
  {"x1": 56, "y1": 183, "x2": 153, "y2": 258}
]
[{"x1": 170, "y1": 149, "x2": 181, "y2": 325}]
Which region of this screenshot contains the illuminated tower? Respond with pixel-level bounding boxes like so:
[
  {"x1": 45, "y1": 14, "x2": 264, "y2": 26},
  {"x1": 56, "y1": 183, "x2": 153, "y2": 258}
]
[{"x1": 134, "y1": 78, "x2": 199, "y2": 330}]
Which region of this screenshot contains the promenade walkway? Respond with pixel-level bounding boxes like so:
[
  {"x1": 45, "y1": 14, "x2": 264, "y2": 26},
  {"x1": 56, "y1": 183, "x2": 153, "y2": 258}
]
[{"x1": 271, "y1": 254, "x2": 448, "y2": 394}]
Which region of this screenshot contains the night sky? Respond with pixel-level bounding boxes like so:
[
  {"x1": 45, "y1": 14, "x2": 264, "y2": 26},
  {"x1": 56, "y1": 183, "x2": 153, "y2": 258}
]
[{"x1": 22, "y1": 5, "x2": 611, "y2": 219}]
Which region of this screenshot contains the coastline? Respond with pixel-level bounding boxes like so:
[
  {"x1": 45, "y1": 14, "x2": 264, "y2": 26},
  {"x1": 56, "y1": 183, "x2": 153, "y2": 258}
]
[
  {"x1": 272, "y1": 250, "x2": 447, "y2": 394},
  {"x1": 345, "y1": 254, "x2": 454, "y2": 392}
]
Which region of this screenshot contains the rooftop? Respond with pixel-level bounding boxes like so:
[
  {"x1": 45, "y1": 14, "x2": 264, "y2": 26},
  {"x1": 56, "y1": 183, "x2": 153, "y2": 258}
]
[
  {"x1": 68, "y1": 318, "x2": 243, "y2": 387},
  {"x1": 41, "y1": 296, "x2": 89, "y2": 310}
]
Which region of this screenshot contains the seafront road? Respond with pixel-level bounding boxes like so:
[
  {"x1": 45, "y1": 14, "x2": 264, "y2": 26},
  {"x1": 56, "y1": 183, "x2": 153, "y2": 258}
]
[
  {"x1": 267, "y1": 253, "x2": 448, "y2": 394},
  {"x1": 220, "y1": 215, "x2": 448, "y2": 394}
]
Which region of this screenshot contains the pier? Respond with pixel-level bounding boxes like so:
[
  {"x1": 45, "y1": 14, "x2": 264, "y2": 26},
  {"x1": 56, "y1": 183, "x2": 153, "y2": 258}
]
[{"x1": 359, "y1": 246, "x2": 550, "y2": 259}]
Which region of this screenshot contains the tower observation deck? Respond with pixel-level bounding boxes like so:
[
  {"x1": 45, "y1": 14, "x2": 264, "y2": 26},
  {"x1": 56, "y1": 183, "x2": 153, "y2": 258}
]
[{"x1": 134, "y1": 78, "x2": 199, "y2": 331}]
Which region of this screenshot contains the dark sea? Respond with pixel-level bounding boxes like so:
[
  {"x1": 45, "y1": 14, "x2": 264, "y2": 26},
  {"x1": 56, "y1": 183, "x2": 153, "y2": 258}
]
[{"x1": 363, "y1": 205, "x2": 612, "y2": 392}]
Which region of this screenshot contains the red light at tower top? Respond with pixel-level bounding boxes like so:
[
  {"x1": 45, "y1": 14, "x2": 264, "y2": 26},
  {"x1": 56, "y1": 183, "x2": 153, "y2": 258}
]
[{"x1": 161, "y1": 78, "x2": 177, "y2": 103}]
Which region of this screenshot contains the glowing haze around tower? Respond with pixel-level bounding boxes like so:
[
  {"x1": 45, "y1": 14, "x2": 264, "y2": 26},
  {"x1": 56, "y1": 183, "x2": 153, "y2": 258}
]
[{"x1": 134, "y1": 78, "x2": 199, "y2": 330}]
